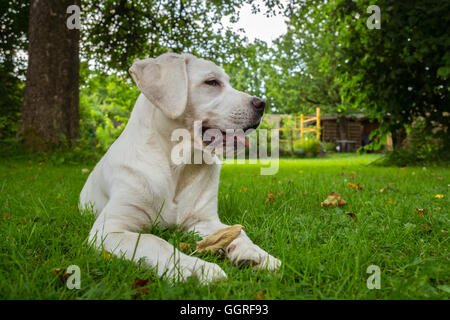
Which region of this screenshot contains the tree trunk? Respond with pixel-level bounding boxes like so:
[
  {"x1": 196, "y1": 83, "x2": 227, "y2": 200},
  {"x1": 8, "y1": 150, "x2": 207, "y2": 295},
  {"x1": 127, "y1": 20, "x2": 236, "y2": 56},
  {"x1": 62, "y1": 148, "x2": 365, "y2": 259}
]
[{"x1": 19, "y1": 0, "x2": 80, "y2": 151}]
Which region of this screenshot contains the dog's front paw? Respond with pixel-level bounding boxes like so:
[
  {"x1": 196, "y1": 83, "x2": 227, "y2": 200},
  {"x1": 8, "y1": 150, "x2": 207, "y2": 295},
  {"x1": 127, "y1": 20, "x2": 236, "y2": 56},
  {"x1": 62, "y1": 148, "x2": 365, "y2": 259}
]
[
  {"x1": 191, "y1": 260, "x2": 228, "y2": 285},
  {"x1": 226, "y1": 241, "x2": 281, "y2": 271},
  {"x1": 167, "y1": 257, "x2": 227, "y2": 285}
]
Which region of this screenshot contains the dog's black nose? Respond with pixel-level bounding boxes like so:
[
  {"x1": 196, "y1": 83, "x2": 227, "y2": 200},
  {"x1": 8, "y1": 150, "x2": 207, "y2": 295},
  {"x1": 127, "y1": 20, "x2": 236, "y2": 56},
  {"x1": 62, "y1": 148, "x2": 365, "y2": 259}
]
[{"x1": 251, "y1": 97, "x2": 266, "y2": 113}]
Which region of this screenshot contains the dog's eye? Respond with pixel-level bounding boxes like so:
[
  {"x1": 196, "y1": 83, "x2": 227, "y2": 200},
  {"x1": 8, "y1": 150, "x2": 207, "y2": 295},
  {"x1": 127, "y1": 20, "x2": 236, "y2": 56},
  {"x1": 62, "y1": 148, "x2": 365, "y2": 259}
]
[{"x1": 204, "y1": 79, "x2": 220, "y2": 87}]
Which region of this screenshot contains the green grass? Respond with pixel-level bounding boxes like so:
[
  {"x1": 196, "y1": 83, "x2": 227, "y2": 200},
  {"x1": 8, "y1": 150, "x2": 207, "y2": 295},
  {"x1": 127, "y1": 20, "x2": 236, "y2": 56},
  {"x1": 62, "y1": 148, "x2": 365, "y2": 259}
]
[{"x1": 0, "y1": 154, "x2": 449, "y2": 299}]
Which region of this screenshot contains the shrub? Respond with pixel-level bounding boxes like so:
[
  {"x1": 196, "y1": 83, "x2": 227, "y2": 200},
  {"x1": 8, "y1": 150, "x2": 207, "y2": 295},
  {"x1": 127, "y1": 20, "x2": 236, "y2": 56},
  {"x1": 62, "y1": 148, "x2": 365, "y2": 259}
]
[
  {"x1": 293, "y1": 138, "x2": 321, "y2": 157},
  {"x1": 79, "y1": 65, "x2": 139, "y2": 153},
  {"x1": 383, "y1": 117, "x2": 449, "y2": 165},
  {"x1": 0, "y1": 68, "x2": 24, "y2": 140},
  {"x1": 322, "y1": 141, "x2": 336, "y2": 153}
]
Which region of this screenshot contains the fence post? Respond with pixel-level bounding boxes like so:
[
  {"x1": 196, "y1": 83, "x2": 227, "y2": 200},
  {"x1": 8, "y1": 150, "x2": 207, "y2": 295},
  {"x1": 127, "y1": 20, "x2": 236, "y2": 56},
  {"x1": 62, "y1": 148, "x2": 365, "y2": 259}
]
[
  {"x1": 300, "y1": 113, "x2": 304, "y2": 137},
  {"x1": 316, "y1": 108, "x2": 321, "y2": 140}
]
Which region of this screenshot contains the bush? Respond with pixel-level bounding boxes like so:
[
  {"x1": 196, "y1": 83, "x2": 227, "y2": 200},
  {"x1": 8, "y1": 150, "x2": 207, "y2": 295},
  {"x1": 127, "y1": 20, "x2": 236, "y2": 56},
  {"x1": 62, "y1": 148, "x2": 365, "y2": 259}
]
[
  {"x1": 383, "y1": 117, "x2": 449, "y2": 165},
  {"x1": 293, "y1": 138, "x2": 321, "y2": 157},
  {"x1": 322, "y1": 141, "x2": 336, "y2": 153},
  {"x1": 79, "y1": 65, "x2": 139, "y2": 153},
  {"x1": 0, "y1": 68, "x2": 24, "y2": 140}
]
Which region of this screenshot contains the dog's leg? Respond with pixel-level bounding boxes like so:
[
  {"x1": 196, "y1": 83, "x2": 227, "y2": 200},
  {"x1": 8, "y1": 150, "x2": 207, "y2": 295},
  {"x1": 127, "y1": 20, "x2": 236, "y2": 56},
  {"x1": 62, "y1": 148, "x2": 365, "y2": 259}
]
[
  {"x1": 187, "y1": 220, "x2": 281, "y2": 271},
  {"x1": 89, "y1": 202, "x2": 227, "y2": 284}
]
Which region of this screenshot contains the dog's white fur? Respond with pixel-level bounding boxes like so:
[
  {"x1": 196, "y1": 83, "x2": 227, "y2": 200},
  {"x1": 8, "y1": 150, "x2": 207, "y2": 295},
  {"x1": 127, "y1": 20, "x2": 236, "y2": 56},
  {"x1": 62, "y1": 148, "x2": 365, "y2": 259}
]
[{"x1": 79, "y1": 53, "x2": 281, "y2": 284}]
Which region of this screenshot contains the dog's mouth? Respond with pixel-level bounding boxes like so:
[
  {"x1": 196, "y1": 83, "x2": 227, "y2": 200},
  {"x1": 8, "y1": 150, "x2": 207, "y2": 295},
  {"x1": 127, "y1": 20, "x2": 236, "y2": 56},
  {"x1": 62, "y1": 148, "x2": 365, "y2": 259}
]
[{"x1": 201, "y1": 122, "x2": 260, "y2": 148}]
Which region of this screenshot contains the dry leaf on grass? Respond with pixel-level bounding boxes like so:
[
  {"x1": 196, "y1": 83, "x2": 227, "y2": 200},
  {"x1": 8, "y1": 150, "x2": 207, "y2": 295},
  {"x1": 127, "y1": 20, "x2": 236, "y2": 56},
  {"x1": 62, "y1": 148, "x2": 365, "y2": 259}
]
[
  {"x1": 196, "y1": 224, "x2": 245, "y2": 254},
  {"x1": 347, "y1": 183, "x2": 364, "y2": 190},
  {"x1": 415, "y1": 208, "x2": 427, "y2": 216},
  {"x1": 239, "y1": 188, "x2": 248, "y2": 192},
  {"x1": 321, "y1": 192, "x2": 347, "y2": 207},
  {"x1": 265, "y1": 191, "x2": 276, "y2": 204},
  {"x1": 420, "y1": 223, "x2": 431, "y2": 231},
  {"x1": 178, "y1": 242, "x2": 192, "y2": 251},
  {"x1": 102, "y1": 249, "x2": 112, "y2": 260},
  {"x1": 345, "y1": 212, "x2": 358, "y2": 224},
  {"x1": 132, "y1": 277, "x2": 152, "y2": 298},
  {"x1": 54, "y1": 268, "x2": 70, "y2": 283},
  {"x1": 255, "y1": 290, "x2": 266, "y2": 300}
]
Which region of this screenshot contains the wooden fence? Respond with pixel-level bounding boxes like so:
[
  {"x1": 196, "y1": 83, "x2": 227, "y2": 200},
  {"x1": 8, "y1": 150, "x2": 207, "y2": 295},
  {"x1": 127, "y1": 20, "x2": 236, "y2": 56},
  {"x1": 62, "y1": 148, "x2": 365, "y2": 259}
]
[{"x1": 263, "y1": 108, "x2": 321, "y2": 142}]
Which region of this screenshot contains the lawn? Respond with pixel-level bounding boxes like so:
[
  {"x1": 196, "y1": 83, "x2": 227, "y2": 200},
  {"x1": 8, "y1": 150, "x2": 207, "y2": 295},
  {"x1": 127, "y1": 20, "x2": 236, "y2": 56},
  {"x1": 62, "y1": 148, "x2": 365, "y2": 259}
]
[{"x1": 0, "y1": 154, "x2": 448, "y2": 299}]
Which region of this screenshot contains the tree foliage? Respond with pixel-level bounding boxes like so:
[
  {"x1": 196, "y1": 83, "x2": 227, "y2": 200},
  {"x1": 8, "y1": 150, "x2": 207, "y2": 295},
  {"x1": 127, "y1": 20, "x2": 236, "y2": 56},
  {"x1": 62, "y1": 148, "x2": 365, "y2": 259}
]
[
  {"x1": 0, "y1": 0, "x2": 29, "y2": 139},
  {"x1": 327, "y1": 0, "x2": 449, "y2": 148},
  {"x1": 263, "y1": 1, "x2": 345, "y2": 115}
]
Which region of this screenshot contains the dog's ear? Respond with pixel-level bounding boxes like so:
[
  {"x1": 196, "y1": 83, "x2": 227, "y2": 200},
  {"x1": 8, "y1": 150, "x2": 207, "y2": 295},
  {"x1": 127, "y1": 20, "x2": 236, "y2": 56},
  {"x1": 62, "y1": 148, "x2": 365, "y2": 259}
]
[{"x1": 129, "y1": 54, "x2": 188, "y2": 119}]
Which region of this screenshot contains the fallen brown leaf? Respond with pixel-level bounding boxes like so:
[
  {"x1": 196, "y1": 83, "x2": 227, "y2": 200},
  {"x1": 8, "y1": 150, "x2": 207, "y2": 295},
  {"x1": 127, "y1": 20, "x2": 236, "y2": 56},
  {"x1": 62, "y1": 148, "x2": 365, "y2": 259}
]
[
  {"x1": 255, "y1": 290, "x2": 266, "y2": 300},
  {"x1": 196, "y1": 224, "x2": 245, "y2": 254},
  {"x1": 265, "y1": 191, "x2": 276, "y2": 204},
  {"x1": 178, "y1": 242, "x2": 192, "y2": 251},
  {"x1": 347, "y1": 182, "x2": 363, "y2": 190},
  {"x1": 345, "y1": 212, "x2": 358, "y2": 224},
  {"x1": 239, "y1": 188, "x2": 248, "y2": 192},
  {"x1": 321, "y1": 192, "x2": 347, "y2": 207},
  {"x1": 54, "y1": 268, "x2": 70, "y2": 283},
  {"x1": 102, "y1": 250, "x2": 112, "y2": 260},
  {"x1": 419, "y1": 223, "x2": 431, "y2": 231},
  {"x1": 415, "y1": 208, "x2": 427, "y2": 216},
  {"x1": 132, "y1": 277, "x2": 151, "y2": 298}
]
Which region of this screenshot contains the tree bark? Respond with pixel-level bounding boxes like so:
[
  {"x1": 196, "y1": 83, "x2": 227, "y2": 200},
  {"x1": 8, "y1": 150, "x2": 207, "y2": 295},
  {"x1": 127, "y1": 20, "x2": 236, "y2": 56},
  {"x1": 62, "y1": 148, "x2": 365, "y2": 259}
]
[{"x1": 19, "y1": 0, "x2": 80, "y2": 151}]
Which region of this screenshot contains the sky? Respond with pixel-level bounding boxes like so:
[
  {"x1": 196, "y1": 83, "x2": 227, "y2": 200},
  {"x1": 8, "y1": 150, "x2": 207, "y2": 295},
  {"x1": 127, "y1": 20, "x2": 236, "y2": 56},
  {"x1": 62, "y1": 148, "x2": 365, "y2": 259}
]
[{"x1": 221, "y1": 1, "x2": 288, "y2": 45}]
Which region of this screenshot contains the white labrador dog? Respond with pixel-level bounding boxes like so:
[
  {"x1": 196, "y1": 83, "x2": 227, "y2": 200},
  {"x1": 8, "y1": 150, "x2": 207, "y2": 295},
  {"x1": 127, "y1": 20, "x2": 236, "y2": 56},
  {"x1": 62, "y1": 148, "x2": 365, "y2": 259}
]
[{"x1": 79, "y1": 52, "x2": 281, "y2": 284}]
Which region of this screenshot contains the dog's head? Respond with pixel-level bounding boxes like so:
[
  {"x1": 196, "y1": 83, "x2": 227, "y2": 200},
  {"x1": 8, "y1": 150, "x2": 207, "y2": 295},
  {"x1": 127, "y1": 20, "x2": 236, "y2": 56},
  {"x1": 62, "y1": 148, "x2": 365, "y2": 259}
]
[{"x1": 129, "y1": 53, "x2": 265, "y2": 147}]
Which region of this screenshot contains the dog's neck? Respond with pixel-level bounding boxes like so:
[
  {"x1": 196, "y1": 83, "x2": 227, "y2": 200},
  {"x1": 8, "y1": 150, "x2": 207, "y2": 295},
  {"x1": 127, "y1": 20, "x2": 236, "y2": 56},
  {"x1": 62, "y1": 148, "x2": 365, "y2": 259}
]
[{"x1": 125, "y1": 94, "x2": 197, "y2": 167}]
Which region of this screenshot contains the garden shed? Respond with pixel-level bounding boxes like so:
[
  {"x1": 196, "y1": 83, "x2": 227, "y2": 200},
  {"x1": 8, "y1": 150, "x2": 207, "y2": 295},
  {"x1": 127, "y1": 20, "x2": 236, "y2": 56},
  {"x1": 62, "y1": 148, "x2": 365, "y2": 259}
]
[
  {"x1": 263, "y1": 113, "x2": 381, "y2": 152},
  {"x1": 317, "y1": 114, "x2": 380, "y2": 150}
]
